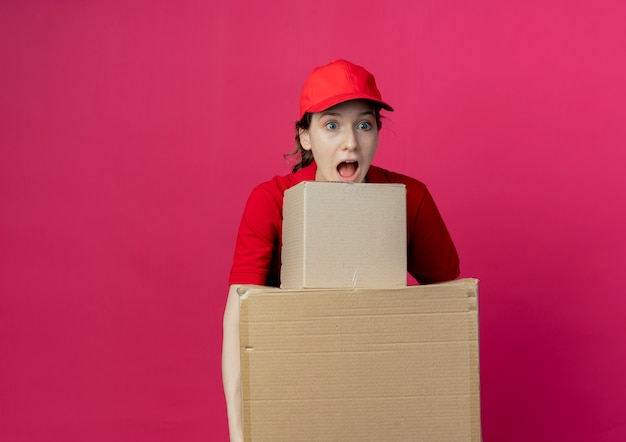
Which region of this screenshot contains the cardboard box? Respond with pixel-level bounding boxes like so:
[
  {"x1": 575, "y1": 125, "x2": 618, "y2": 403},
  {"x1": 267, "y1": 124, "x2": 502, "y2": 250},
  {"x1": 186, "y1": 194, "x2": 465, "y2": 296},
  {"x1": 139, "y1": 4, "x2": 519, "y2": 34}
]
[
  {"x1": 239, "y1": 278, "x2": 481, "y2": 441},
  {"x1": 281, "y1": 181, "x2": 407, "y2": 289}
]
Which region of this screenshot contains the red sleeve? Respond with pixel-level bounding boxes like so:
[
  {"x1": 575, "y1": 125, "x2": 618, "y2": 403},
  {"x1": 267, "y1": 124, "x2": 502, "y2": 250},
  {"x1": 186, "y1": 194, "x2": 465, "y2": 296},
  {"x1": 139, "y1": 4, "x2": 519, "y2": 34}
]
[
  {"x1": 406, "y1": 182, "x2": 460, "y2": 285},
  {"x1": 228, "y1": 183, "x2": 283, "y2": 286}
]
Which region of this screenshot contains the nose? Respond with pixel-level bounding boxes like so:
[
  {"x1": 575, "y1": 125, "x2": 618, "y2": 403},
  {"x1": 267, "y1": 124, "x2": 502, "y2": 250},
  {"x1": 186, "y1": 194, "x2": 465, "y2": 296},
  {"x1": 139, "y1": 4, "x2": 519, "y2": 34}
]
[{"x1": 343, "y1": 127, "x2": 357, "y2": 151}]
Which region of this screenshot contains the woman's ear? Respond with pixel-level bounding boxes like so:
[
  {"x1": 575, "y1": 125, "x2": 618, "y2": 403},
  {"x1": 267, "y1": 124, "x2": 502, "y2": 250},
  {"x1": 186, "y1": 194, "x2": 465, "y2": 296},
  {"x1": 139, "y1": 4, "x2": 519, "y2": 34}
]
[{"x1": 299, "y1": 128, "x2": 311, "y2": 151}]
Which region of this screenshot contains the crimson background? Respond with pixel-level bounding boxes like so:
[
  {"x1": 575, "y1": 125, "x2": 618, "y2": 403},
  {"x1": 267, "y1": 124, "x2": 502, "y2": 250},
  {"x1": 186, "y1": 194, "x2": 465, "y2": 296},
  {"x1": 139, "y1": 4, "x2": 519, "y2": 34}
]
[{"x1": 1, "y1": 1, "x2": 625, "y2": 441}]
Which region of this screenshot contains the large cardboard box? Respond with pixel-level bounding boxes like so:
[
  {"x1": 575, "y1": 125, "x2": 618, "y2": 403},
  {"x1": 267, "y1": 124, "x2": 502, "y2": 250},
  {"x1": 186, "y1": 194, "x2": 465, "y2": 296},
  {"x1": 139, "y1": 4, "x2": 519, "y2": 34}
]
[
  {"x1": 281, "y1": 181, "x2": 407, "y2": 289},
  {"x1": 239, "y1": 278, "x2": 481, "y2": 441}
]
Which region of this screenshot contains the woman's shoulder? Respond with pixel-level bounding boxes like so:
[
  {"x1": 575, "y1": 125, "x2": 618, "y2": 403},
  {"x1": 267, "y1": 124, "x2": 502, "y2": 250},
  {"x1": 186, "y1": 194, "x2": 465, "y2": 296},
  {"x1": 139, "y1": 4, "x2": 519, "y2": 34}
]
[
  {"x1": 244, "y1": 176, "x2": 290, "y2": 217},
  {"x1": 243, "y1": 166, "x2": 310, "y2": 214},
  {"x1": 249, "y1": 163, "x2": 317, "y2": 200},
  {"x1": 252, "y1": 173, "x2": 292, "y2": 196}
]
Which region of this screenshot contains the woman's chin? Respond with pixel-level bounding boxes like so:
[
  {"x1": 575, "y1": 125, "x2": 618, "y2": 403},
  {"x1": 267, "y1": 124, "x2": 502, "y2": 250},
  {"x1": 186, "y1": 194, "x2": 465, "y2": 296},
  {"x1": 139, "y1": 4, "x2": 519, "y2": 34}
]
[{"x1": 337, "y1": 174, "x2": 361, "y2": 183}]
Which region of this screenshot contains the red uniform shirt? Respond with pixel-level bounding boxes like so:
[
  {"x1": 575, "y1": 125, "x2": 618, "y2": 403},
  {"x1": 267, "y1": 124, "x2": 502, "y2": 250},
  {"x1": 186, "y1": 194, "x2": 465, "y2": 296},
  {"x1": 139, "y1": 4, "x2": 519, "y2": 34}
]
[{"x1": 229, "y1": 162, "x2": 460, "y2": 286}]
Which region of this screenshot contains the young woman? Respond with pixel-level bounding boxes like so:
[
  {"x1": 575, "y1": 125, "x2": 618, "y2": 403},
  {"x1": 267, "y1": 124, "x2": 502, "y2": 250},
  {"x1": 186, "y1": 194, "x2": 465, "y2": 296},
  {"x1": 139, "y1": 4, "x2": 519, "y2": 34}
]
[{"x1": 222, "y1": 59, "x2": 460, "y2": 441}]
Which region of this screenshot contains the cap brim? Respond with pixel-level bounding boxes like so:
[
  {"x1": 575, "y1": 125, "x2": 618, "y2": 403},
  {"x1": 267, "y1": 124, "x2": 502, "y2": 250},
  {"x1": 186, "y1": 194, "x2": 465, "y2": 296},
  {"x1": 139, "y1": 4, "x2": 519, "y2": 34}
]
[{"x1": 303, "y1": 93, "x2": 394, "y2": 117}]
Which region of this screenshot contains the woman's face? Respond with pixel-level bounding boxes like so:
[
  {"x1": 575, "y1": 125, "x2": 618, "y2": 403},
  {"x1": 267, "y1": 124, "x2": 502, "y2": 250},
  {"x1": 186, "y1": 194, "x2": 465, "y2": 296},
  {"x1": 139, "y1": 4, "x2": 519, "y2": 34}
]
[{"x1": 300, "y1": 99, "x2": 379, "y2": 183}]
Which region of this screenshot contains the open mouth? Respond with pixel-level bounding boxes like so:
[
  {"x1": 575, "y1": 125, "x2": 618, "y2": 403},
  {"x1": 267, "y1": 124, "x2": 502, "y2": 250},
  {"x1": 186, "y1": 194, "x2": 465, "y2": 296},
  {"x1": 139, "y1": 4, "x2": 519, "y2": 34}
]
[{"x1": 337, "y1": 161, "x2": 359, "y2": 180}]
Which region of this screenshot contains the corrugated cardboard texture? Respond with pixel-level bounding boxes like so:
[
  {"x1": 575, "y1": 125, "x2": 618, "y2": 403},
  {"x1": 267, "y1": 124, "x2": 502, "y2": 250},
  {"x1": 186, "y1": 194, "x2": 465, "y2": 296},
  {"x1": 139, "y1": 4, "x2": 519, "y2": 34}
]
[
  {"x1": 239, "y1": 278, "x2": 481, "y2": 441},
  {"x1": 281, "y1": 181, "x2": 407, "y2": 289}
]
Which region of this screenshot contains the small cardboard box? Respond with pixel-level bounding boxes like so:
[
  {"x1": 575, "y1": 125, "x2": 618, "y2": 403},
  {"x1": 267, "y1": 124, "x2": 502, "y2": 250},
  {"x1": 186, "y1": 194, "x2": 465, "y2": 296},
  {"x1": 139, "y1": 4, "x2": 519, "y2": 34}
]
[
  {"x1": 281, "y1": 181, "x2": 407, "y2": 289},
  {"x1": 239, "y1": 278, "x2": 481, "y2": 441}
]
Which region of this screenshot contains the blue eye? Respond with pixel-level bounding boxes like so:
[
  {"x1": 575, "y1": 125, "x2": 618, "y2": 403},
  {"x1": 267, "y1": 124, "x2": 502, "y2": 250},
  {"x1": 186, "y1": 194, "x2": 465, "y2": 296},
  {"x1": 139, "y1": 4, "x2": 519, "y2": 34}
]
[
  {"x1": 358, "y1": 121, "x2": 372, "y2": 130},
  {"x1": 326, "y1": 122, "x2": 338, "y2": 130}
]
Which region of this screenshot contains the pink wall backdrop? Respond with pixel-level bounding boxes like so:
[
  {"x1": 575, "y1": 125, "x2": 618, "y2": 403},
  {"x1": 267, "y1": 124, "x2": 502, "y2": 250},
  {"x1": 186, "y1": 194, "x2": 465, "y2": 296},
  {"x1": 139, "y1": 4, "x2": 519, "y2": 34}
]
[{"x1": 1, "y1": 1, "x2": 625, "y2": 441}]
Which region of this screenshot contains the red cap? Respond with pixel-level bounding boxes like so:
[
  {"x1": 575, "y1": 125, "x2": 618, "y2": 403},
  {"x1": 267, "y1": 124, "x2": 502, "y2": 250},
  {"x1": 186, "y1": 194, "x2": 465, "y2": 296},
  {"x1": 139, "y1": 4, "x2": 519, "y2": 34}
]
[{"x1": 299, "y1": 59, "x2": 394, "y2": 119}]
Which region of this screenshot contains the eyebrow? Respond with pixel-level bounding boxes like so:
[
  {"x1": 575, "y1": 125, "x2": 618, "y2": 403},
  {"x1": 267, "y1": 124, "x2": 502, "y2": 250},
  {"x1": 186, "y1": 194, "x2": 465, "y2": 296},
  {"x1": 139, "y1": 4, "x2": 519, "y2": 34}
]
[{"x1": 319, "y1": 110, "x2": 375, "y2": 118}]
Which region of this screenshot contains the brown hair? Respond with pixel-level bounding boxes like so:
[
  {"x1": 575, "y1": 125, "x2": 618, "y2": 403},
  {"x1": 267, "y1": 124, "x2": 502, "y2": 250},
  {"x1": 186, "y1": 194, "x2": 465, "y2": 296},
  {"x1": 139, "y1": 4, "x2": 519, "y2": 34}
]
[{"x1": 284, "y1": 106, "x2": 383, "y2": 173}]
